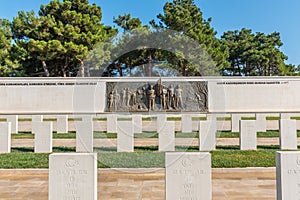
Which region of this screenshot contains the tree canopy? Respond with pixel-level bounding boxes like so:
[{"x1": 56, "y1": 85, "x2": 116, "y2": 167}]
[
  {"x1": 0, "y1": 0, "x2": 297, "y2": 77},
  {"x1": 11, "y1": 0, "x2": 117, "y2": 77},
  {"x1": 221, "y1": 28, "x2": 287, "y2": 76}
]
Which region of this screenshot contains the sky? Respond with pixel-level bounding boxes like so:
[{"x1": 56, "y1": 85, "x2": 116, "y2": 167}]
[{"x1": 0, "y1": 0, "x2": 299, "y2": 65}]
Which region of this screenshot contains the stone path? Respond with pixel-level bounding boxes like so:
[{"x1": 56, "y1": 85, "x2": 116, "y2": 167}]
[
  {"x1": 11, "y1": 137, "x2": 295, "y2": 148},
  {"x1": 0, "y1": 168, "x2": 276, "y2": 200}
]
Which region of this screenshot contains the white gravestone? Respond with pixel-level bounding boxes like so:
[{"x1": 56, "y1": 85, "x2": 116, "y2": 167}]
[
  {"x1": 80, "y1": 115, "x2": 94, "y2": 122},
  {"x1": 57, "y1": 115, "x2": 68, "y2": 134},
  {"x1": 132, "y1": 115, "x2": 142, "y2": 134},
  {"x1": 276, "y1": 151, "x2": 300, "y2": 200},
  {"x1": 256, "y1": 113, "x2": 267, "y2": 132},
  {"x1": 166, "y1": 152, "x2": 212, "y2": 200},
  {"x1": 107, "y1": 114, "x2": 117, "y2": 133},
  {"x1": 49, "y1": 153, "x2": 97, "y2": 200},
  {"x1": 31, "y1": 115, "x2": 43, "y2": 134},
  {"x1": 0, "y1": 122, "x2": 11, "y2": 153},
  {"x1": 199, "y1": 121, "x2": 217, "y2": 151},
  {"x1": 32, "y1": 115, "x2": 43, "y2": 122},
  {"x1": 76, "y1": 121, "x2": 94, "y2": 153},
  {"x1": 159, "y1": 121, "x2": 175, "y2": 152},
  {"x1": 33, "y1": 122, "x2": 53, "y2": 153},
  {"x1": 181, "y1": 114, "x2": 193, "y2": 133},
  {"x1": 280, "y1": 113, "x2": 291, "y2": 120},
  {"x1": 117, "y1": 121, "x2": 134, "y2": 152},
  {"x1": 279, "y1": 119, "x2": 297, "y2": 150},
  {"x1": 157, "y1": 114, "x2": 167, "y2": 133},
  {"x1": 239, "y1": 120, "x2": 257, "y2": 150},
  {"x1": 6, "y1": 115, "x2": 18, "y2": 134},
  {"x1": 231, "y1": 114, "x2": 242, "y2": 132}
]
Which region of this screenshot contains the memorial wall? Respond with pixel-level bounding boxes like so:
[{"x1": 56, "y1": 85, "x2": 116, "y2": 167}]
[{"x1": 0, "y1": 77, "x2": 299, "y2": 114}]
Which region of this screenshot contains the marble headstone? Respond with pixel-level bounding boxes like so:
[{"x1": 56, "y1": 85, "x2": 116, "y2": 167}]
[
  {"x1": 0, "y1": 122, "x2": 11, "y2": 153},
  {"x1": 132, "y1": 114, "x2": 142, "y2": 134},
  {"x1": 199, "y1": 121, "x2": 217, "y2": 151},
  {"x1": 255, "y1": 113, "x2": 267, "y2": 132},
  {"x1": 49, "y1": 153, "x2": 97, "y2": 200},
  {"x1": 107, "y1": 114, "x2": 117, "y2": 133},
  {"x1": 166, "y1": 152, "x2": 212, "y2": 200},
  {"x1": 6, "y1": 115, "x2": 18, "y2": 134},
  {"x1": 181, "y1": 114, "x2": 193, "y2": 133},
  {"x1": 239, "y1": 120, "x2": 257, "y2": 150},
  {"x1": 76, "y1": 121, "x2": 94, "y2": 153},
  {"x1": 279, "y1": 119, "x2": 297, "y2": 150},
  {"x1": 276, "y1": 151, "x2": 300, "y2": 200},
  {"x1": 33, "y1": 122, "x2": 53, "y2": 153},
  {"x1": 157, "y1": 114, "x2": 167, "y2": 133},
  {"x1": 117, "y1": 121, "x2": 134, "y2": 152},
  {"x1": 159, "y1": 121, "x2": 175, "y2": 152},
  {"x1": 57, "y1": 115, "x2": 68, "y2": 134}
]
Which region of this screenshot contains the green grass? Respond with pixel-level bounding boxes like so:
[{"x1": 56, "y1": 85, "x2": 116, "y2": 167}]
[
  {"x1": 11, "y1": 130, "x2": 300, "y2": 139},
  {"x1": 0, "y1": 145, "x2": 286, "y2": 168},
  {"x1": 266, "y1": 116, "x2": 280, "y2": 120}
]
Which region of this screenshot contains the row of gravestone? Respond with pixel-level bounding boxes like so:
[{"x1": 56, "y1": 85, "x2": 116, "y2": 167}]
[
  {"x1": 3, "y1": 113, "x2": 300, "y2": 134},
  {"x1": 48, "y1": 151, "x2": 300, "y2": 200},
  {"x1": 0, "y1": 118, "x2": 298, "y2": 153}
]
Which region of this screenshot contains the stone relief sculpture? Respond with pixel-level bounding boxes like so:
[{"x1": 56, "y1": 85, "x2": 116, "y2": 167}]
[{"x1": 106, "y1": 79, "x2": 208, "y2": 112}]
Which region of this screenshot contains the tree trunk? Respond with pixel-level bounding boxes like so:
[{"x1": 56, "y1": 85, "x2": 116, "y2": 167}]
[
  {"x1": 78, "y1": 59, "x2": 84, "y2": 77},
  {"x1": 41, "y1": 61, "x2": 50, "y2": 77},
  {"x1": 147, "y1": 52, "x2": 152, "y2": 77}
]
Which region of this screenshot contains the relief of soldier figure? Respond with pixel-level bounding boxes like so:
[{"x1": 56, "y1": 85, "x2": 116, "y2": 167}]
[{"x1": 106, "y1": 79, "x2": 208, "y2": 112}]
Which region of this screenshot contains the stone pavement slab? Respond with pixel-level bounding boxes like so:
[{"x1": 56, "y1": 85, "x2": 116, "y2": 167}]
[{"x1": 0, "y1": 167, "x2": 276, "y2": 200}]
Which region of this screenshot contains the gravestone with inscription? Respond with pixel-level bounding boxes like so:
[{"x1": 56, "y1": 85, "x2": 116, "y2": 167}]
[
  {"x1": 159, "y1": 121, "x2": 175, "y2": 152},
  {"x1": 166, "y1": 152, "x2": 212, "y2": 200},
  {"x1": 276, "y1": 151, "x2": 300, "y2": 200},
  {"x1": 239, "y1": 120, "x2": 257, "y2": 150},
  {"x1": 279, "y1": 119, "x2": 297, "y2": 150},
  {"x1": 76, "y1": 121, "x2": 94, "y2": 153},
  {"x1": 6, "y1": 115, "x2": 18, "y2": 134},
  {"x1": 33, "y1": 122, "x2": 53, "y2": 153},
  {"x1": 56, "y1": 115, "x2": 68, "y2": 134},
  {"x1": 181, "y1": 114, "x2": 193, "y2": 133},
  {"x1": 49, "y1": 153, "x2": 97, "y2": 200},
  {"x1": 199, "y1": 121, "x2": 217, "y2": 151},
  {"x1": 107, "y1": 114, "x2": 117, "y2": 133},
  {"x1": 0, "y1": 122, "x2": 11, "y2": 153},
  {"x1": 117, "y1": 121, "x2": 134, "y2": 152}
]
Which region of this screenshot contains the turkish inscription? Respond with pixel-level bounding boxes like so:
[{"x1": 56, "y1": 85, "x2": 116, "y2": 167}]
[{"x1": 106, "y1": 79, "x2": 208, "y2": 112}]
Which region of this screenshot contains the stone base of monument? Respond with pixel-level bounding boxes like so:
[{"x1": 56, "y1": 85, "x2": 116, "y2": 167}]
[{"x1": 49, "y1": 153, "x2": 97, "y2": 200}]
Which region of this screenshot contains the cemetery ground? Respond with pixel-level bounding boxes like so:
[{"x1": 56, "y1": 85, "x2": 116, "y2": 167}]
[
  {"x1": 0, "y1": 116, "x2": 297, "y2": 199},
  {"x1": 0, "y1": 130, "x2": 288, "y2": 168}
]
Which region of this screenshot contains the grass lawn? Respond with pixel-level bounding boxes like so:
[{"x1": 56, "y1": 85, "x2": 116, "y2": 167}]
[
  {"x1": 12, "y1": 130, "x2": 300, "y2": 139},
  {"x1": 0, "y1": 145, "x2": 286, "y2": 168}
]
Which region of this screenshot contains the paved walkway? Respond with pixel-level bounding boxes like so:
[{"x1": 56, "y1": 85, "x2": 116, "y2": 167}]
[
  {"x1": 0, "y1": 168, "x2": 276, "y2": 200},
  {"x1": 11, "y1": 137, "x2": 288, "y2": 148},
  {"x1": 5, "y1": 138, "x2": 280, "y2": 199}
]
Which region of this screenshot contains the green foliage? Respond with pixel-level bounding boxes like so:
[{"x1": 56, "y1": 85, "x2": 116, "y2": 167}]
[
  {"x1": 12, "y1": 0, "x2": 117, "y2": 77},
  {"x1": 0, "y1": 19, "x2": 24, "y2": 76},
  {"x1": 221, "y1": 28, "x2": 288, "y2": 76},
  {"x1": 155, "y1": 0, "x2": 230, "y2": 75}
]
